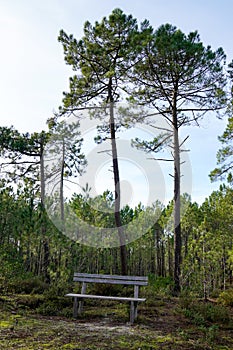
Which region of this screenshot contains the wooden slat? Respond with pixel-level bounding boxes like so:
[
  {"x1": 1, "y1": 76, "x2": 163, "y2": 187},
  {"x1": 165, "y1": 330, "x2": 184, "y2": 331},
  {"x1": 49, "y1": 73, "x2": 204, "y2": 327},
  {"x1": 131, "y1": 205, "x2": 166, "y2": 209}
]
[
  {"x1": 66, "y1": 293, "x2": 146, "y2": 302},
  {"x1": 74, "y1": 273, "x2": 148, "y2": 281},
  {"x1": 73, "y1": 273, "x2": 148, "y2": 286},
  {"x1": 73, "y1": 278, "x2": 148, "y2": 286}
]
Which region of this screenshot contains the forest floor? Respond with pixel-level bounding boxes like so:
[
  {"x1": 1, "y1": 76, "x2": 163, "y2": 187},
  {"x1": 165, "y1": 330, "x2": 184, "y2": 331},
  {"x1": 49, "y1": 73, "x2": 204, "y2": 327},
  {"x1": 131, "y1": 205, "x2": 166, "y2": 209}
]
[{"x1": 0, "y1": 295, "x2": 233, "y2": 350}]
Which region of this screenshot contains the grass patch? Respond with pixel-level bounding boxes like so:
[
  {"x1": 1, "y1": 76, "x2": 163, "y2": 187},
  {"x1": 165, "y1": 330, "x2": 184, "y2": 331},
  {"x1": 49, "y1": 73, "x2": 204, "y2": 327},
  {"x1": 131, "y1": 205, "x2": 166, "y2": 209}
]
[
  {"x1": 0, "y1": 293, "x2": 232, "y2": 349},
  {"x1": 218, "y1": 289, "x2": 233, "y2": 307},
  {"x1": 180, "y1": 300, "x2": 230, "y2": 326}
]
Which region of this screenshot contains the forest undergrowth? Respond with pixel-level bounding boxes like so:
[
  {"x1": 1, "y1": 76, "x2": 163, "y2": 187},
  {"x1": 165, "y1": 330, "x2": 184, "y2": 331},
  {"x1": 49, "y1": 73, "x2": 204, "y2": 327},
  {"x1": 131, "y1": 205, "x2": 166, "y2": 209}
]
[{"x1": 0, "y1": 286, "x2": 233, "y2": 350}]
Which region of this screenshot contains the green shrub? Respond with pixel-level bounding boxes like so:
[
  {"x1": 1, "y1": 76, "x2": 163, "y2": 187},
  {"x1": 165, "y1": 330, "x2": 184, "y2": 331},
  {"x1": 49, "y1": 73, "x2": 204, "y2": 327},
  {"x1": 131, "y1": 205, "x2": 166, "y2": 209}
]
[
  {"x1": 181, "y1": 300, "x2": 230, "y2": 325},
  {"x1": 179, "y1": 293, "x2": 194, "y2": 310},
  {"x1": 36, "y1": 297, "x2": 71, "y2": 316},
  {"x1": 43, "y1": 280, "x2": 70, "y2": 299},
  {"x1": 146, "y1": 274, "x2": 174, "y2": 298},
  {"x1": 204, "y1": 325, "x2": 219, "y2": 343},
  {"x1": 15, "y1": 294, "x2": 45, "y2": 309},
  {"x1": 8, "y1": 276, "x2": 49, "y2": 294},
  {"x1": 0, "y1": 246, "x2": 25, "y2": 283},
  {"x1": 0, "y1": 277, "x2": 6, "y2": 294},
  {"x1": 91, "y1": 283, "x2": 124, "y2": 297},
  {"x1": 218, "y1": 289, "x2": 233, "y2": 306},
  {"x1": 36, "y1": 300, "x2": 60, "y2": 316}
]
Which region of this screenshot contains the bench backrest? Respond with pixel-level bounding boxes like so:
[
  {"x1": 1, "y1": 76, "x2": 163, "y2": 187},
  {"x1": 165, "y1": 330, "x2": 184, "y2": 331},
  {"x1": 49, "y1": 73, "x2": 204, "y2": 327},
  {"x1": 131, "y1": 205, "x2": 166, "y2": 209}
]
[{"x1": 73, "y1": 273, "x2": 148, "y2": 286}]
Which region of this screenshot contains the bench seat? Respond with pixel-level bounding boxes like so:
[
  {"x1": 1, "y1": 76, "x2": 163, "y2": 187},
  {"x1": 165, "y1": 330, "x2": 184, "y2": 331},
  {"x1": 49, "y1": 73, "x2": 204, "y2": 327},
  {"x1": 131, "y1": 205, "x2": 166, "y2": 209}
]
[{"x1": 66, "y1": 293, "x2": 146, "y2": 302}]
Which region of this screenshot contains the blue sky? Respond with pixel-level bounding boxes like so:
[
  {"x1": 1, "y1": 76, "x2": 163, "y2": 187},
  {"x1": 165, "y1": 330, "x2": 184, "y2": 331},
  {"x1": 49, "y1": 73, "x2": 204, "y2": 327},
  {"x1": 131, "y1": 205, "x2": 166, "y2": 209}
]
[{"x1": 0, "y1": 0, "x2": 232, "y2": 206}]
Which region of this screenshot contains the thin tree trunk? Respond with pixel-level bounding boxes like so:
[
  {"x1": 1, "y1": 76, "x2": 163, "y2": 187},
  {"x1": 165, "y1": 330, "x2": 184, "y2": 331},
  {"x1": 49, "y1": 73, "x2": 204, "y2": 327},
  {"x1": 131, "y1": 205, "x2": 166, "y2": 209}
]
[
  {"x1": 168, "y1": 235, "x2": 173, "y2": 277},
  {"x1": 203, "y1": 235, "x2": 207, "y2": 301},
  {"x1": 108, "y1": 92, "x2": 127, "y2": 275},
  {"x1": 161, "y1": 239, "x2": 165, "y2": 277},
  {"x1": 156, "y1": 227, "x2": 161, "y2": 275},
  {"x1": 173, "y1": 90, "x2": 182, "y2": 295},
  {"x1": 60, "y1": 139, "x2": 65, "y2": 231},
  {"x1": 40, "y1": 142, "x2": 45, "y2": 205},
  {"x1": 222, "y1": 244, "x2": 226, "y2": 291},
  {"x1": 40, "y1": 138, "x2": 50, "y2": 283}
]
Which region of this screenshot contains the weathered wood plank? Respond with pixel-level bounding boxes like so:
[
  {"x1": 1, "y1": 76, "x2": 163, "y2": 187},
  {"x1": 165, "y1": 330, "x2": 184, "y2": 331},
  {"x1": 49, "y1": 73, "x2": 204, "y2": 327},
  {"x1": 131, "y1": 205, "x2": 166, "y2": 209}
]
[
  {"x1": 73, "y1": 273, "x2": 148, "y2": 283},
  {"x1": 65, "y1": 293, "x2": 146, "y2": 302},
  {"x1": 78, "y1": 282, "x2": 86, "y2": 314},
  {"x1": 73, "y1": 277, "x2": 148, "y2": 286},
  {"x1": 134, "y1": 285, "x2": 139, "y2": 319},
  {"x1": 73, "y1": 297, "x2": 78, "y2": 318},
  {"x1": 130, "y1": 300, "x2": 138, "y2": 324}
]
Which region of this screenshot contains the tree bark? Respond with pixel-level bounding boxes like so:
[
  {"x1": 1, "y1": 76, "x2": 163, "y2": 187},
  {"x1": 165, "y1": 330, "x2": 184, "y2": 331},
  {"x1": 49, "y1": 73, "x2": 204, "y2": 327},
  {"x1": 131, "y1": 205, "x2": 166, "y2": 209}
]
[
  {"x1": 173, "y1": 90, "x2": 182, "y2": 295},
  {"x1": 40, "y1": 137, "x2": 50, "y2": 283},
  {"x1": 60, "y1": 139, "x2": 65, "y2": 231},
  {"x1": 108, "y1": 86, "x2": 127, "y2": 275}
]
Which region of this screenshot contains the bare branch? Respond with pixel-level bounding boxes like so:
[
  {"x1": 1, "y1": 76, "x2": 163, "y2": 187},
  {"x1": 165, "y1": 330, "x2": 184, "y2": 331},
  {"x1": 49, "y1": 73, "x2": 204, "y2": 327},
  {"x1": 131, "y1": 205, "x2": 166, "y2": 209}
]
[{"x1": 179, "y1": 135, "x2": 189, "y2": 148}]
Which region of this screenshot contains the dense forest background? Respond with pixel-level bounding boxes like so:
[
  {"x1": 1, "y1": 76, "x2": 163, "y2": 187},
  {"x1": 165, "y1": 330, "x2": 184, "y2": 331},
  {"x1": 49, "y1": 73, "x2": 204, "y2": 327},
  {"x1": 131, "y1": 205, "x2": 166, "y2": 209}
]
[{"x1": 1, "y1": 178, "x2": 233, "y2": 298}]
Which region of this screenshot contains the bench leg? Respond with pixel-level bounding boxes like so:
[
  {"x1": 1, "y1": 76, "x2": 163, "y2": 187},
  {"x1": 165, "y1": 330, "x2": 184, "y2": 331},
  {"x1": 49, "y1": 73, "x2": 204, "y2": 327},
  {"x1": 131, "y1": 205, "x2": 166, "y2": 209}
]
[
  {"x1": 74, "y1": 282, "x2": 86, "y2": 318},
  {"x1": 73, "y1": 297, "x2": 78, "y2": 318},
  {"x1": 78, "y1": 300, "x2": 84, "y2": 315},
  {"x1": 130, "y1": 301, "x2": 138, "y2": 324},
  {"x1": 77, "y1": 282, "x2": 86, "y2": 316},
  {"x1": 73, "y1": 298, "x2": 84, "y2": 318}
]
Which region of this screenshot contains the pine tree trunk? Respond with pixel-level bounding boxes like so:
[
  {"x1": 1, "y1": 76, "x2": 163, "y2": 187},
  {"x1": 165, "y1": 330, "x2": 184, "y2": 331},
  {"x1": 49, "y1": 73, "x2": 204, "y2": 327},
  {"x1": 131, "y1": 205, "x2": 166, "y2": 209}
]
[
  {"x1": 40, "y1": 139, "x2": 50, "y2": 283},
  {"x1": 60, "y1": 139, "x2": 65, "y2": 231},
  {"x1": 156, "y1": 227, "x2": 161, "y2": 275},
  {"x1": 173, "y1": 91, "x2": 182, "y2": 295},
  {"x1": 108, "y1": 94, "x2": 127, "y2": 275}
]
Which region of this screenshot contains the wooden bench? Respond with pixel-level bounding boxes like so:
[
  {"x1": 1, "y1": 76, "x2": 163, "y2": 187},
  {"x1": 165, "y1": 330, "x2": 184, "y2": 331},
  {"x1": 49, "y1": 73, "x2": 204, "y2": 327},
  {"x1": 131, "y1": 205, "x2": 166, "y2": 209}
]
[{"x1": 66, "y1": 273, "x2": 148, "y2": 324}]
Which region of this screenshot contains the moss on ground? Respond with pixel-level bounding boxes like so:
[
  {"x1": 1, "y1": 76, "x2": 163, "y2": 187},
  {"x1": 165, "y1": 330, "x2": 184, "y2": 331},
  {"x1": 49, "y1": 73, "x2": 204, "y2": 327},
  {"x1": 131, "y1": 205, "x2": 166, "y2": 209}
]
[{"x1": 0, "y1": 295, "x2": 232, "y2": 350}]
